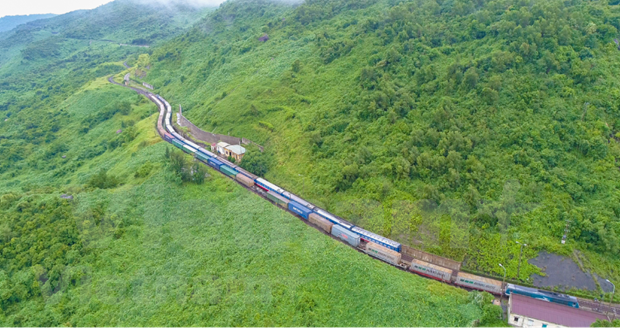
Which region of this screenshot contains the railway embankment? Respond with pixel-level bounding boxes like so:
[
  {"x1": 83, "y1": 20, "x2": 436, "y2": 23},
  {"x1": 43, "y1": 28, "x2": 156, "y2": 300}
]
[{"x1": 107, "y1": 76, "x2": 620, "y2": 317}]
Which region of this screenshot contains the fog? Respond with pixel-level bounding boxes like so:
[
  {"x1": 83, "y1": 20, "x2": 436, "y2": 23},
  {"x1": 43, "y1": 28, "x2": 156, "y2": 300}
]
[
  {"x1": 137, "y1": 0, "x2": 226, "y2": 7},
  {"x1": 131, "y1": 0, "x2": 303, "y2": 8}
]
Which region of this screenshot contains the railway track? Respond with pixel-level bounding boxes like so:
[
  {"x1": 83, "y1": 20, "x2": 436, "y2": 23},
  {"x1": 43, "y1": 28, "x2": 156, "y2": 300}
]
[{"x1": 108, "y1": 76, "x2": 620, "y2": 316}]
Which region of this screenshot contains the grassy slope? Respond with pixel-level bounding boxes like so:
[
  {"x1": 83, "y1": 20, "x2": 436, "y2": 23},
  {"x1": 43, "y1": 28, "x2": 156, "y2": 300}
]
[
  {"x1": 145, "y1": 0, "x2": 620, "y2": 293},
  {"x1": 0, "y1": 1, "x2": 492, "y2": 326},
  {"x1": 0, "y1": 82, "x2": 486, "y2": 326}
]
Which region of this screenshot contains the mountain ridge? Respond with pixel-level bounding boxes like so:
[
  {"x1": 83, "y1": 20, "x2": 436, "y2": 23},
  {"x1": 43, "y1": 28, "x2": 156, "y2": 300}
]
[{"x1": 0, "y1": 14, "x2": 56, "y2": 33}]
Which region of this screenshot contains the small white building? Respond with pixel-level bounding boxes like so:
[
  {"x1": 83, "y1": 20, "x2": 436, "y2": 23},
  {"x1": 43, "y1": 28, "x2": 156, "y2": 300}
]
[
  {"x1": 224, "y1": 145, "x2": 246, "y2": 162},
  {"x1": 216, "y1": 142, "x2": 229, "y2": 155},
  {"x1": 508, "y1": 294, "x2": 608, "y2": 328},
  {"x1": 211, "y1": 142, "x2": 246, "y2": 162}
]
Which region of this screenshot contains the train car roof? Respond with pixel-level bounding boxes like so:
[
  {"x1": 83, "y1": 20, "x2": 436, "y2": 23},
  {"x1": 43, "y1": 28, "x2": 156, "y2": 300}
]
[
  {"x1": 314, "y1": 208, "x2": 352, "y2": 229},
  {"x1": 538, "y1": 288, "x2": 578, "y2": 300},
  {"x1": 256, "y1": 178, "x2": 285, "y2": 193},
  {"x1": 411, "y1": 259, "x2": 454, "y2": 274},
  {"x1": 351, "y1": 226, "x2": 400, "y2": 248},
  {"x1": 184, "y1": 140, "x2": 201, "y2": 149},
  {"x1": 288, "y1": 193, "x2": 313, "y2": 207},
  {"x1": 457, "y1": 272, "x2": 503, "y2": 287},
  {"x1": 508, "y1": 284, "x2": 576, "y2": 301},
  {"x1": 182, "y1": 144, "x2": 196, "y2": 153},
  {"x1": 197, "y1": 148, "x2": 215, "y2": 157}
]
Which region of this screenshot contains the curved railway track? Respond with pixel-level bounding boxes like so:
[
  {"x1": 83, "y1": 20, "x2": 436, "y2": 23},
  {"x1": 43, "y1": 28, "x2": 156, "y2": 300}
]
[{"x1": 108, "y1": 77, "x2": 619, "y2": 318}]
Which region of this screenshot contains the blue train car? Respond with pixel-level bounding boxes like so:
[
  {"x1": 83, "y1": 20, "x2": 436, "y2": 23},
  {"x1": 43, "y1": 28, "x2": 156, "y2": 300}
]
[
  {"x1": 288, "y1": 201, "x2": 312, "y2": 219},
  {"x1": 208, "y1": 157, "x2": 223, "y2": 169},
  {"x1": 351, "y1": 226, "x2": 401, "y2": 252},
  {"x1": 331, "y1": 225, "x2": 360, "y2": 247},
  {"x1": 505, "y1": 284, "x2": 579, "y2": 308}
]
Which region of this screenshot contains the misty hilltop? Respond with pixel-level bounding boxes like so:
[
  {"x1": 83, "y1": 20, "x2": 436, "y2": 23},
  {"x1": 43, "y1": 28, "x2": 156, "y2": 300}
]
[{"x1": 0, "y1": 14, "x2": 57, "y2": 33}]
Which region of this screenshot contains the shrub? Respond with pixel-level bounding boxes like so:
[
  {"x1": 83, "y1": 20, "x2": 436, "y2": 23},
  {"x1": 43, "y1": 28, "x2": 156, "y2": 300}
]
[{"x1": 87, "y1": 169, "x2": 120, "y2": 189}]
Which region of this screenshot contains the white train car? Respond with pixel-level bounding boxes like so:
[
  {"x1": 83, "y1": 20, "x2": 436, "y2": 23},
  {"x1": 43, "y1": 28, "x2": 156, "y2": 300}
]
[
  {"x1": 351, "y1": 226, "x2": 401, "y2": 252},
  {"x1": 365, "y1": 242, "x2": 402, "y2": 266},
  {"x1": 182, "y1": 144, "x2": 197, "y2": 154},
  {"x1": 314, "y1": 208, "x2": 353, "y2": 230},
  {"x1": 455, "y1": 272, "x2": 503, "y2": 295},
  {"x1": 282, "y1": 193, "x2": 315, "y2": 210},
  {"x1": 183, "y1": 139, "x2": 201, "y2": 150},
  {"x1": 409, "y1": 259, "x2": 453, "y2": 283},
  {"x1": 197, "y1": 147, "x2": 215, "y2": 158},
  {"x1": 255, "y1": 178, "x2": 286, "y2": 194}
]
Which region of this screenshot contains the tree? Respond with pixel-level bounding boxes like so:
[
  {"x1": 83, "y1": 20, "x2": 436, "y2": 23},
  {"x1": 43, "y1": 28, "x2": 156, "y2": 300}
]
[
  {"x1": 192, "y1": 161, "x2": 207, "y2": 184},
  {"x1": 292, "y1": 60, "x2": 301, "y2": 73},
  {"x1": 87, "y1": 169, "x2": 119, "y2": 189},
  {"x1": 239, "y1": 147, "x2": 272, "y2": 177},
  {"x1": 463, "y1": 67, "x2": 479, "y2": 90}
]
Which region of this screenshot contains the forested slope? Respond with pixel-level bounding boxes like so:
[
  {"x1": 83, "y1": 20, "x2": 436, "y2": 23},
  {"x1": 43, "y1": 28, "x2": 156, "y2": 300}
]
[
  {"x1": 144, "y1": 0, "x2": 620, "y2": 287},
  {"x1": 0, "y1": 0, "x2": 495, "y2": 326}
]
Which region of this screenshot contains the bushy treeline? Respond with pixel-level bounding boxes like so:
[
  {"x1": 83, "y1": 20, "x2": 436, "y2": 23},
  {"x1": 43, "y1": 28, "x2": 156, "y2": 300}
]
[
  {"x1": 165, "y1": 147, "x2": 208, "y2": 184},
  {"x1": 239, "y1": 145, "x2": 274, "y2": 177},
  {"x1": 0, "y1": 193, "x2": 83, "y2": 317}
]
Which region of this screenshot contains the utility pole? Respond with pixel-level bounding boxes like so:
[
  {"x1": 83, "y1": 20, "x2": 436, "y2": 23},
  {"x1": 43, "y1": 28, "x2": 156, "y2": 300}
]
[
  {"x1": 516, "y1": 241, "x2": 527, "y2": 280},
  {"x1": 606, "y1": 279, "x2": 616, "y2": 319},
  {"x1": 499, "y1": 263, "x2": 507, "y2": 294}
]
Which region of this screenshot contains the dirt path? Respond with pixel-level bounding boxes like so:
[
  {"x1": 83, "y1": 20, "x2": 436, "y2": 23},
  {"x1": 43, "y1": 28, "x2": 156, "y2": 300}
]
[{"x1": 528, "y1": 251, "x2": 610, "y2": 292}]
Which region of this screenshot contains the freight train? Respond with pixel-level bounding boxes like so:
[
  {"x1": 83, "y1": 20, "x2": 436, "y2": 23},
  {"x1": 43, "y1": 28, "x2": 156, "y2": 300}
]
[{"x1": 147, "y1": 92, "x2": 579, "y2": 307}]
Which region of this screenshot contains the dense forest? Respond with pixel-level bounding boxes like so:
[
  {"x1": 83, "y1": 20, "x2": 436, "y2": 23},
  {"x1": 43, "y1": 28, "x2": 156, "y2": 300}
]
[
  {"x1": 143, "y1": 0, "x2": 620, "y2": 290},
  {"x1": 0, "y1": 0, "x2": 500, "y2": 326}
]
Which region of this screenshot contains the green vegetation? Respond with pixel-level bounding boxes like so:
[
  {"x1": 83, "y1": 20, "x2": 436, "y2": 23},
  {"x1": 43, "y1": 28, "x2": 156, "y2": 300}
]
[
  {"x1": 0, "y1": 83, "x2": 486, "y2": 326},
  {"x1": 164, "y1": 147, "x2": 209, "y2": 184},
  {"x1": 145, "y1": 0, "x2": 620, "y2": 292},
  {"x1": 0, "y1": 0, "x2": 493, "y2": 326},
  {"x1": 239, "y1": 144, "x2": 274, "y2": 177},
  {"x1": 592, "y1": 318, "x2": 620, "y2": 327}
]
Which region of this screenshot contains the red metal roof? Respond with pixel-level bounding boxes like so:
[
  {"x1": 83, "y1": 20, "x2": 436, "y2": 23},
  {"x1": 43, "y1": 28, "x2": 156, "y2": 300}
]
[{"x1": 510, "y1": 294, "x2": 608, "y2": 327}]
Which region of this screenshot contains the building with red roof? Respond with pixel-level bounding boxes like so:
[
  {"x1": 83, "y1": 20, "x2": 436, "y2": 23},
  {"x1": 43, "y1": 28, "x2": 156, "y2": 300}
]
[{"x1": 508, "y1": 294, "x2": 609, "y2": 327}]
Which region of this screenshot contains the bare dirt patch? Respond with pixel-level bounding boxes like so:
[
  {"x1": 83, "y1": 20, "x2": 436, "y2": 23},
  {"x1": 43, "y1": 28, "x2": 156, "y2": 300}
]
[{"x1": 528, "y1": 251, "x2": 599, "y2": 291}]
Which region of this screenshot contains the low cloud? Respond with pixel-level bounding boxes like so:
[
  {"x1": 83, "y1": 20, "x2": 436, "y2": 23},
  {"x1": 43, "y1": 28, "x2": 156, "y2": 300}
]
[
  {"x1": 131, "y1": 0, "x2": 302, "y2": 9},
  {"x1": 128, "y1": 0, "x2": 225, "y2": 8}
]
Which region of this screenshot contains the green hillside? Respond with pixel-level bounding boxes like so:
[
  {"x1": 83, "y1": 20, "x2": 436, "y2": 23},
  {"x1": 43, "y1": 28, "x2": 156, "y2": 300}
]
[
  {"x1": 143, "y1": 0, "x2": 620, "y2": 289},
  {"x1": 0, "y1": 0, "x2": 497, "y2": 326}
]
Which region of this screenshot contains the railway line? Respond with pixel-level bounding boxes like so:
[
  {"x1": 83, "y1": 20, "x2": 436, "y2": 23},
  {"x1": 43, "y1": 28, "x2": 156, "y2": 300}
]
[{"x1": 108, "y1": 76, "x2": 619, "y2": 318}]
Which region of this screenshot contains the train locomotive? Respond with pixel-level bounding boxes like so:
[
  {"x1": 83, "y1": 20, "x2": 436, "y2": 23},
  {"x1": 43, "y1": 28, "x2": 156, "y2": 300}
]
[{"x1": 149, "y1": 93, "x2": 581, "y2": 308}]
